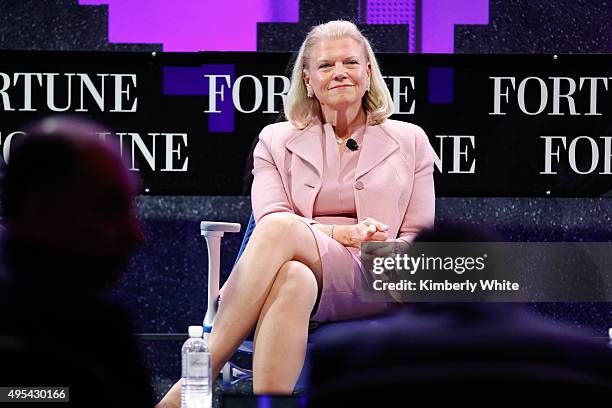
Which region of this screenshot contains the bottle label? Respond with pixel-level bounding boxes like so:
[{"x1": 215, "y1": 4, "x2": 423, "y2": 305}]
[{"x1": 186, "y1": 353, "x2": 210, "y2": 378}]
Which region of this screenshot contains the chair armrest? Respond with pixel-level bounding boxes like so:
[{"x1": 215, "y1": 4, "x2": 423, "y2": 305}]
[
  {"x1": 200, "y1": 221, "x2": 241, "y2": 235},
  {"x1": 201, "y1": 221, "x2": 241, "y2": 332}
]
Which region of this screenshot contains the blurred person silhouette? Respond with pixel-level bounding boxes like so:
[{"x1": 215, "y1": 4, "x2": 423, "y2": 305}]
[
  {"x1": 0, "y1": 116, "x2": 154, "y2": 407},
  {"x1": 308, "y1": 222, "x2": 612, "y2": 407}
]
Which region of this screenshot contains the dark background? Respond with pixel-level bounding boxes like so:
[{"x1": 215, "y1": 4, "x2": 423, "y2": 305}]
[{"x1": 1, "y1": 0, "x2": 611, "y2": 398}]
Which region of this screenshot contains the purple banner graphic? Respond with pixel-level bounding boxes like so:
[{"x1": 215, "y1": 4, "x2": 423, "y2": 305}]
[
  {"x1": 79, "y1": 0, "x2": 488, "y2": 53},
  {"x1": 422, "y1": 0, "x2": 488, "y2": 53},
  {"x1": 366, "y1": 0, "x2": 410, "y2": 25},
  {"x1": 367, "y1": 0, "x2": 489, "y2": 53},
  {"x1": 366, "y1": 0, "x2": 413, "y2": 52},
  {"x1": 78, "y1": 0, "x2": 299, "y2": 51}
]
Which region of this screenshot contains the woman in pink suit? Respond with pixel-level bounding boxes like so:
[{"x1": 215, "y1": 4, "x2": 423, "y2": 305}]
[{"x1": 157, "y1": 20, "x2": 434, "y2": 406}]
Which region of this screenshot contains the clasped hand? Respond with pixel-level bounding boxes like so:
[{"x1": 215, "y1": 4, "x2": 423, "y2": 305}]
[{"x1": 338, "y1": 217, "x2": 389, "y2": 248}]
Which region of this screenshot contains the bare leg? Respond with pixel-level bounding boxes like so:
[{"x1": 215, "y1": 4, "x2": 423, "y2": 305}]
[
  {"x1": 252, "y1": 260, "x2": 318, "y2": 394},
  {"x1": 208, "y1": 213, "x2": 322, "y2": 376},
  {"x1": 155, "y1": 381, "x2": 181, "y2": 408},
  {"x1": 156, "y1": 214, "x2": 322, "y2": 406}
]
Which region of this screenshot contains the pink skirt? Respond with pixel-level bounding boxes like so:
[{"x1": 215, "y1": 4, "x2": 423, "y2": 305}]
[{"x1": 300, "y1": 216, "x2": 395, "y2": 323}]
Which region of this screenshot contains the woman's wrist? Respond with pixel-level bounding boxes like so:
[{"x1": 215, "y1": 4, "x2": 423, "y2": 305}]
[
  {"x1": 329, "y1": 224, "x2": 336, "y2": 239},
  {"x1": 313, "y1": 223, "x2": 350, "y2": 246},
  {"x1": 331, "y1": 224, "x2": 349, "y2": 246}
]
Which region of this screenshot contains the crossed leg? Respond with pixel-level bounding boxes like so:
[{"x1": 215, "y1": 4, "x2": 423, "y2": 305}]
[
  {"x1": 208, "y1": 213, "x2": 322, "y2": 383},
  {"x1": 251, "y1": 259, "x2": 318, "y2": 393},
  {"x1": 156, "y1": 213, "x2": 323, "y2": 406}
]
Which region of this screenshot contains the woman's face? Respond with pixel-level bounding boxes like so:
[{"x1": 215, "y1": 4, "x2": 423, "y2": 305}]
[{"x1": 304, "y1": 36, "x2": 371, "y2": 111}]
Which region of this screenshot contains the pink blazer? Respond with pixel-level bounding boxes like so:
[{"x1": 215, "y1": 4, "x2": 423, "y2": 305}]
[{"x1": 251, "y1": 117, "x2": 435, "y2": 243}]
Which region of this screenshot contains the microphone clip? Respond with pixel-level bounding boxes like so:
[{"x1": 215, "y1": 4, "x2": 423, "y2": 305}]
[{"x1": 346, "y1": 138, "x2": 359, "y2": 151}]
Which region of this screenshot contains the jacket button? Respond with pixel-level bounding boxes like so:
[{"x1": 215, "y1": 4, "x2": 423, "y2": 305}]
[{"x1": 354, "y1": 181, "x2": 364, "y2": 190}]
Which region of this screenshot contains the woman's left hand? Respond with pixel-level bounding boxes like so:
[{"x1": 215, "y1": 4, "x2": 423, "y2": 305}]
[{"x1": 339, "y1": 217, "x2": 389, "y2": 248}]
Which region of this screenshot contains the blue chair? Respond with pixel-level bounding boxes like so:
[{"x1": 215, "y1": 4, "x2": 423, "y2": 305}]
[{"x1": 200, "y1": 215, "x2": 389, "y2": 389}]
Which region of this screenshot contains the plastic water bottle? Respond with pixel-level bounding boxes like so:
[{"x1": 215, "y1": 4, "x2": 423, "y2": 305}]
[
  {"x1": 181, "y1": 326, "x2": 212, "y2": 408},
  {"x1": 608, "y1": 328, "x2": 612, "y2": 348}
]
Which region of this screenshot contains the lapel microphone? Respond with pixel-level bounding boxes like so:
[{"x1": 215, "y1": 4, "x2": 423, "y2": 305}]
[{"x1": 346, "y1": 138, "x2": 359, "y2": 151}]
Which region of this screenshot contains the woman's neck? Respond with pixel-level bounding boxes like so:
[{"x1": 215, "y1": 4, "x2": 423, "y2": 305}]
[{"x1": 321, "y1": 104, "x2": 366, "y2": 139}]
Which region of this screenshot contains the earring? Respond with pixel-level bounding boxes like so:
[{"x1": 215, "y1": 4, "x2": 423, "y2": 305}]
[
  {"x1": 366, "y1": 81, "x2": 371, "y2": 92},
  {"x1": 306, "y1": 85, "x2": 313, "y2": 98}
]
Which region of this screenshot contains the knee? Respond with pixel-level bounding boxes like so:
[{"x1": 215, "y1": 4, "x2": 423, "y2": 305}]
[
  {"x1": 254, "y1": 213, "x2": 300, "y2": 241},
  {"x1": 273, "y1": 260, "x2": 318, "y2": 308}
]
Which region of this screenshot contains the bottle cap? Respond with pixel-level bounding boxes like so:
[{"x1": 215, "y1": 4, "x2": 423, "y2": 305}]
[{"x1": 188, "y1": 325, "x2": 203, "y2": 338}]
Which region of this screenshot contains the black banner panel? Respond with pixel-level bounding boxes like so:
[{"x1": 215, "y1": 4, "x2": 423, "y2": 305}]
[{"x1": 0, "y1": 51, "x2": 611, "y2": 197}]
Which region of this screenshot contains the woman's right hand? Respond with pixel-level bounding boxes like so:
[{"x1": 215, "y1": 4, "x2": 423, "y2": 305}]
[{"x1": 337, "y1": 217, "x2": 389, "y2": 248}]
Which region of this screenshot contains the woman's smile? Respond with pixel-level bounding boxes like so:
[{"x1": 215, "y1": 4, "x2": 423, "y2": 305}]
[{"x1": 329, "y1": 84, "x2": 354, "y2": 90}]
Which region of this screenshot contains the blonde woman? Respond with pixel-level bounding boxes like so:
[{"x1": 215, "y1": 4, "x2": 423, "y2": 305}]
[{"x1": 157, "y1": 20, "x2": 434, "y2": 406}]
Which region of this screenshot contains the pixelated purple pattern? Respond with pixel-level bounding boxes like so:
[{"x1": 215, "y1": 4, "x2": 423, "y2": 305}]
[
  {"x1": 367, "y1": 0, "x2": 410, "y2": 24},
  {"x1": 428, "y1": 67, "x2": 453, "y2": 103},
  {"x1": 407, "y1": 0, "x2": 417, "y2": 53},
  {"x1": 366, "y1": 0, "x2": 489, "y2": 53},
  {"x1": 163, "y1": 65, "x2": 235, "y2": 133},
  {"x1": 77, "y1": 0, "x2": 298, "y2": 51}
]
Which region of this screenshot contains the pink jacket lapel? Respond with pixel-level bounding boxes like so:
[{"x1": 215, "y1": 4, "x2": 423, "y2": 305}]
[
  {"x1": 355, "y1": 125, "x2": 400, "y2": 180},
  {"x1": 284, "y1": 118, "x2": 401, "y2": 220},
  {"x1": 285, "y1": 119, "x2": 323, "y2": 178}
]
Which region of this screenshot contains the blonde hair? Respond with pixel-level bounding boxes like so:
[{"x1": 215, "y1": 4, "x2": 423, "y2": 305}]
[{"x1": 284, "y1": 20, "x2": 395, "y2": 129}]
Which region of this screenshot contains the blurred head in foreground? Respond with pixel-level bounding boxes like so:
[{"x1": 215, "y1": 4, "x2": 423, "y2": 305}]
[{"x1": 2, "y1": 116, "x2": 143, "y2": 290}]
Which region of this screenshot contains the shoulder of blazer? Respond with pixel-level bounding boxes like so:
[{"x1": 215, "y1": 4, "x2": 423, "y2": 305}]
[
  {"x1": 379, "y1": 119, "x2": 431, "y2": 154},
  {"x1": 258, "y1": 121, "x2": 302, "y2": 151}
]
